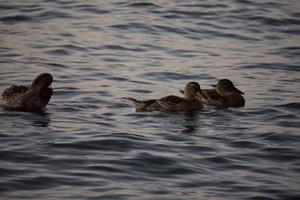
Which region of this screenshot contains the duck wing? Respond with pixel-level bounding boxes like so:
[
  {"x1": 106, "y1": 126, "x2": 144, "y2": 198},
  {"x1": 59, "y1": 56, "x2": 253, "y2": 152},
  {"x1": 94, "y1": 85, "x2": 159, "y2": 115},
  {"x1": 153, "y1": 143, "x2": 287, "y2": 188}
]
[
  {"x1": 1, "y1": 85, "x2": 30, "y2": 109},
  {"x1": 199, "y1": 89, "x2": 226, "y2": 107},
  {"x1": 126, "y1": 97, "x2": 158, "y2": 111},
  {"x1": 157, "y1": 95, "x2": 184, "y2": 111},
  {"x1": 2, "y1": 85, "x2": 29, "y2": 100}
]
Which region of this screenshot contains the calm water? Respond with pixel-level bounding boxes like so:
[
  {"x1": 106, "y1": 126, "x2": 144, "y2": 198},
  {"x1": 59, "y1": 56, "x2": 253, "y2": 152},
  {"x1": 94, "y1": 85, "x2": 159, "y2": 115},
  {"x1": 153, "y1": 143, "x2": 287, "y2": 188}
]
[{"x1": 0, "y1": 0, "x2": 300, "y2": 199}]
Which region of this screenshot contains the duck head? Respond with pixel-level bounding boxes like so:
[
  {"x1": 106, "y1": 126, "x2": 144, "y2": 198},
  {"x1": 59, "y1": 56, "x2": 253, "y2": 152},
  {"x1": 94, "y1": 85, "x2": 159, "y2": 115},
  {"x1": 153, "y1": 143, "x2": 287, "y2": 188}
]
[
  {"x1": 212, "y1": 79, "x2": 244, "y2": 95},
  {"x1": 184, "y1": 82, "x2": 201, "y2": 99},
  {"x1": 30, "y1": 73, "x2": 53, "y2": 93}
]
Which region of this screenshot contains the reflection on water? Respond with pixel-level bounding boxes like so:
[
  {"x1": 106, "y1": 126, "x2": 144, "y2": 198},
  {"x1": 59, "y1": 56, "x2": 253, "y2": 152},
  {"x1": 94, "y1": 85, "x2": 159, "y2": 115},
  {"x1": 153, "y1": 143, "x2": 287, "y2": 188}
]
[
  {"x1": 1, "y1": 0, "x2": 300, "y2": 200},
  {"x1": 32, "y1": 112, "x2": 51, "y2": 127},
  {"x1": 181, "y1": 112, "x2": 200, "y2": 134},
  {"x1": 0, "y1": 109, "x2": 51, "y2": 129}
]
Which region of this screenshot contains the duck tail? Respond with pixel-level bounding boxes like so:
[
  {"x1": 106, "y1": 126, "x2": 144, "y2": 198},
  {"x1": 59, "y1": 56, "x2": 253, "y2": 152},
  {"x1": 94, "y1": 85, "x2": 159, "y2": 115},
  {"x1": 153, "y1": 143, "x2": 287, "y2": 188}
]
[{"x1": 122, "y1": 97, "x2": 141, "y2": 105}]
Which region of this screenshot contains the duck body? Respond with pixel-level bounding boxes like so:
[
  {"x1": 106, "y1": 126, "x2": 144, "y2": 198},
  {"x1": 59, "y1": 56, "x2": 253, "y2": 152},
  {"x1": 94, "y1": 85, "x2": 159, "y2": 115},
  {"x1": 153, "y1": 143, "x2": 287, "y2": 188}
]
[
  {"x1": 1, "y1": 73, "x2": 53, "y2": 112},
  {"x1": 198, "y1": 89, "x2": 245, "y2": 108},
  {"x1": 197, "y1": 79, "x2": 245, "y2": 108},
  {"x1": 129, "y1": 82, "x2": 203, "y2": 112},
  {"x1": 129, "y1": 95, "x2": 203, "y2": 112}
]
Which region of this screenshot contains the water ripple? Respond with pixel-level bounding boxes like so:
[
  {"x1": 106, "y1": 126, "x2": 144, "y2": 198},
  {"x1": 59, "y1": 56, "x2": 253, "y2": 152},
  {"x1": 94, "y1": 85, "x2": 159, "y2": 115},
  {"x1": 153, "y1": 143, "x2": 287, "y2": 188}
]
[{"x1": 1, "y1": 0, "x2": 300, "y2": 199}]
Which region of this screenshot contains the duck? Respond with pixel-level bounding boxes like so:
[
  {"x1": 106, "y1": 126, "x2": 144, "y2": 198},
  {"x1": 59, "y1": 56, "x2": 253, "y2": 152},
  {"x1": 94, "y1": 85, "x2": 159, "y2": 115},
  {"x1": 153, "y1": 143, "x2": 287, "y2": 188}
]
[
  {"x1": 1, "y1": 73, "x2": 53, "y2": 112},
  {"x1": 188, "y1": 79, "x2": 245, "y2": 108},
  {"x1": 127, "y1": 82, "x2": 203, "y2": 112}
]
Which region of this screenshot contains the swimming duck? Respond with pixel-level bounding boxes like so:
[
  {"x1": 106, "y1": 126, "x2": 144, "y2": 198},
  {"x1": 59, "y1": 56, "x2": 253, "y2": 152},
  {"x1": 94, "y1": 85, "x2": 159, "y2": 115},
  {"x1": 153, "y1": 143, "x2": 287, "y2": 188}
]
[
  {"x1": 1, "y1": 73, "x2": 53, "y2": 112},
  {"x1": 192, "y1": 79, "x2": 245, "y2": 108},
  {"x1": 128, "y1": 82, "x2": 203, "y2": 112}
]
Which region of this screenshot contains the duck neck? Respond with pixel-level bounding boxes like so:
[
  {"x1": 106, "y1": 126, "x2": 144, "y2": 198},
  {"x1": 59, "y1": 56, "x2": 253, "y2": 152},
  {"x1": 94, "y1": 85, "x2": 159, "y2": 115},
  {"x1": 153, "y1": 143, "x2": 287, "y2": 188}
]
[{"x1": 184, "y1": 93, "x2": 195, "y2": 100}]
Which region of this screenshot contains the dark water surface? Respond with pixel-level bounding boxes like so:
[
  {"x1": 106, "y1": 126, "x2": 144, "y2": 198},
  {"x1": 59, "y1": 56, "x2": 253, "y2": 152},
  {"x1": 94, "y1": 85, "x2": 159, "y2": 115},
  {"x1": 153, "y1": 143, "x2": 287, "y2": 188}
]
[{"x1": 0, "y1": 0, "x2": 300, "y2": 199}]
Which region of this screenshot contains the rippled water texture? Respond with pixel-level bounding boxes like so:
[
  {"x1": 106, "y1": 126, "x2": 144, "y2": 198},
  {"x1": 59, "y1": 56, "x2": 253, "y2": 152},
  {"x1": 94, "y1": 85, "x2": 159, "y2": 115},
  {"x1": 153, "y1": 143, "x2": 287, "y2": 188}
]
[{"x1": 1, "y1": 0, "x2": 300, "y2": 199}]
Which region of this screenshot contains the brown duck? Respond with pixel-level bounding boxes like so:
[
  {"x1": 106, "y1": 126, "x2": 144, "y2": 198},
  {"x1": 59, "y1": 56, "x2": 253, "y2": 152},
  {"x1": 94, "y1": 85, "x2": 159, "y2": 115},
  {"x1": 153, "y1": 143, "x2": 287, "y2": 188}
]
[
  {"x1": 1, "y1": 73, "x2": 53, "y2": 112},
  {"x1": 190, "y1": 79, "x2": 245, "y2": 108},
  {"x1": 128, "y1": 82, "x2": 203, "y2": 112}
]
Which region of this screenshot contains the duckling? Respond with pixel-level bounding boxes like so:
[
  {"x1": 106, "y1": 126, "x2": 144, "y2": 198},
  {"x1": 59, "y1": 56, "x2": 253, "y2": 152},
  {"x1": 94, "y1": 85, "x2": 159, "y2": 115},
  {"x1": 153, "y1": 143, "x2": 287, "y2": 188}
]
[
  {"x1": 197, "y1": 79, "x2": 245, "y2": 108},
  {"x1": 1, "y1": 73, "x2": 53, "y2": 112},
  {"x1": 128, "y1": 82, "x2": 203, "y2": 112}
]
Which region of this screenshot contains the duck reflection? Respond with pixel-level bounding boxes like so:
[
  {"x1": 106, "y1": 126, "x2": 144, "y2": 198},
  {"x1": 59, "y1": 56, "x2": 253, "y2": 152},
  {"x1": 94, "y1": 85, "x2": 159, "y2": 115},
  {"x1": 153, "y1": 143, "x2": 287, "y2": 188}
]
[
  {"x1": 0, "y1": 108, "x2": 51, "y2": 127},
  {"x1": 181, "y1": 111, "x2": 201, "y2": 134},
  {"x1": 32, "y1": 111, "x2": 51, "y2": 127}
]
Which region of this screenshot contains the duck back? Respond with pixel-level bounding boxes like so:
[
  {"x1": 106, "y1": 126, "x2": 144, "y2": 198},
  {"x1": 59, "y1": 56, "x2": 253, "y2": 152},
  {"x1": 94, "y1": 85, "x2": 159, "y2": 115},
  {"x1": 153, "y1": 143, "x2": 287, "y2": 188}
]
[{"x1": 197, "y1": 89, "x2": 226, "y2": 107}]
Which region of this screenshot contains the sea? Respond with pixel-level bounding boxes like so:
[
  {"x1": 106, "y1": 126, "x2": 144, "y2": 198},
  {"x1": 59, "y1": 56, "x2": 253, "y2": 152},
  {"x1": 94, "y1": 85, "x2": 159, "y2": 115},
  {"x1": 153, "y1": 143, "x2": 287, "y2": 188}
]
[{"x1": 0, "y1": 0, "x2": 299, "y2": 199}]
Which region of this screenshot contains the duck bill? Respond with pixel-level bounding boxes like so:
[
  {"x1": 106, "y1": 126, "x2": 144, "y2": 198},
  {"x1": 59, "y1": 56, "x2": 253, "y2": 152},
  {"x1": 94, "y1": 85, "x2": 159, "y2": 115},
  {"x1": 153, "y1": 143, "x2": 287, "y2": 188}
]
[
  {"x1": 233, "y1": 87, "x2": 244, "y2": 95},
  {"x1": 211, "y1": 84, "x2": 217, "y2": 88}
]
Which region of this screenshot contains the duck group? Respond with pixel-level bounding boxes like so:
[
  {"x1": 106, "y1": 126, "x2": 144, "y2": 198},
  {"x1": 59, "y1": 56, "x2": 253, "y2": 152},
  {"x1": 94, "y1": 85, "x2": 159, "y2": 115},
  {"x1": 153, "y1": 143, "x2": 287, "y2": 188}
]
[{"x1": 1, "y1": 73, "x2": 244, "y2": 113}]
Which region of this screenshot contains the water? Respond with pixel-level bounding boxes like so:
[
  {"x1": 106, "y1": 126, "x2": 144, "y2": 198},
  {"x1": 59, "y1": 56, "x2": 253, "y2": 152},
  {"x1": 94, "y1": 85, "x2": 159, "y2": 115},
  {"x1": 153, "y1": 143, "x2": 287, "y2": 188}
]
[{"x1": 0, "y1": 0, "x2": 300, "y2": 199}]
